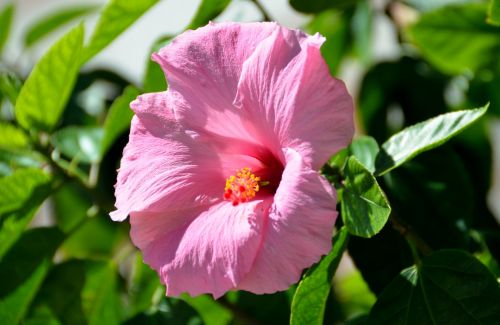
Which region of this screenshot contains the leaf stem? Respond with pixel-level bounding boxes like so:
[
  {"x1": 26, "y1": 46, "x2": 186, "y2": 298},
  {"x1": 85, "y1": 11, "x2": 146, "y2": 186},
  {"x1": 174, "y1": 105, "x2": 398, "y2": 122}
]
[
  {"x1": 390, "y1": 213, "x2": 433, "y2": 257},
  {"x1": 251, "y1": 0, "x2": 273, "y2": 22}
]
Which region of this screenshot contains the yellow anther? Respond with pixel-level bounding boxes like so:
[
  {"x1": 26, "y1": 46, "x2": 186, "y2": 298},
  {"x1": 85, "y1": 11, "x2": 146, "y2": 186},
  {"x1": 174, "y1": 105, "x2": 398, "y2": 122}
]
[{"x1": 223, "y1": 167, "x2": 261, "y2": 206}]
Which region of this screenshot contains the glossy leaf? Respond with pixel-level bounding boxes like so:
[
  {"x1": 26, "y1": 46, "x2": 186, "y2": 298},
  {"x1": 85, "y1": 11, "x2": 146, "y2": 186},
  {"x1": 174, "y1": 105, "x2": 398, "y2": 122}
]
[
  {"x1": 0, "y1": 3, "x2": 14, "y2": 54},
  {"x1": 375, "y1": 105, "x2": 488, "y2": 175},
  {"x1": 51, "y1": 126, "x2": 103, "y2": 164},
  {"x1": 408, "y1": 4, "x2": 500, "y2": 74},
  {"x1": 0, "y1": 228, "x2": 64, "y2": 324},
  {"x1": 187, "y1": 0, "x2": 231, "y2": 30},
  {"x1": 342, "y1": 156, "x2": 391, "y2": 238},
  {"x1": 15, "y1": 24, "x2": 84, "y2": 131},
  {"x1": 369, "y1": 250, "x2": 500, "y2": 324},
  {"x1": 349, "y1": 136, "x2": 379, "y2": 173},
  {"x1": 290, "y1": 0, "x2": 359, "y2": 13},
  {"x1": 488, "y1": 0, "x2": 500, "y2": 26},
  {"x1": 0, "y1": 122, "x2": 29, "y2": 151},
  {"x1": 290, "y1": 227, "x2": 349, "y2": 325},
  {"x1": 24, "y1": 5, "x2": 98, "y2": 47},
  {"x1": 82, "y1": 261, "x2": 124, "y2": 325},
  {"x1": 100, "y1": 86, "x2": 138, "y2": 156},
  {"x1": 83, "y1": 0, "x2": 159, "y2": 62}
]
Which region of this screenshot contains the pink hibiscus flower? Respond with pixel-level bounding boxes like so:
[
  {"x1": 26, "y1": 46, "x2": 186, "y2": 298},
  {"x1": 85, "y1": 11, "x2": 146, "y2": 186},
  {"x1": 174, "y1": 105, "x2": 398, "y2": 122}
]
[{"x1": 111, "y1": 22, "x2": 354, "y2": 298}]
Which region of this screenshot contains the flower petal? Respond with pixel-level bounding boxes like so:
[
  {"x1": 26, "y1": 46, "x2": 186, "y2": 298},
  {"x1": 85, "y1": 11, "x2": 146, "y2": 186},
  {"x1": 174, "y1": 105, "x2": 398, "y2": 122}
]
[
  {"x1": 130, "y1": 200, "x2": 267, "y2": 298},
  {"x1": 152, "y1": 22, "x2": 279, "y2": 142},
  {"x1": 235, "y1": 27, "x2": 354, "y2": 169},
  {"x1": 111, "y1": 92, "x2": 223, "y2": 221},
  {"x1": 237, "y1": 148, "x2": 338, "y2": 294}
]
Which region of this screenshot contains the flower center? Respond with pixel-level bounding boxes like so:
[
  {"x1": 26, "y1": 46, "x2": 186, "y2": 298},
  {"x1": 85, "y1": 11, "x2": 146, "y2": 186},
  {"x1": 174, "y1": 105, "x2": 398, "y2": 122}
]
[{"x1": 224, "y1": 167, "x2": 264, "y2": 206}]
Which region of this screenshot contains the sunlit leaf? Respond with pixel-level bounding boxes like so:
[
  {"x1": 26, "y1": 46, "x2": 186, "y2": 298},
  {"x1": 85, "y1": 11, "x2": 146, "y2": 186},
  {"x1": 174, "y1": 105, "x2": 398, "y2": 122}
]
[
  {"x1": 369, "y1": 250, "x2": 500, "y2": 324},
  {"x1": 24, "y1": 5, "x2": 98, "y2": 47},
  {"x1": 0, "y1": 3, "x2": 14, "y2": 54},
  {"x1": 488, "y1": 0, "x2": 500, "y2": 26},
  {"x1": 15, "y1": 24, "x2": 84, "y2": 131},
  {"x1": 342, "y1": 156, "x2": 391, "y2": 238},
  {"x1": 83, "y1": 0, "x2": 159, "y2": 62},
  {"x1": 100, "y1": 86, "x2": 138, "y2": 156},
  {"x1": 0, "y1": 122, "x2": 30, "y2": 151},
  {"x1": 290, "y1": 227, "x2": 349, "y2": 325},
  {"x1": 375, "y1": 105, "x2": 488, "y2": 176},
  {"x1": 408, "y1": 4, "x2": 500, "y2": 74},
  {"x1": 349, "y1": 136, "x2": 379, "y2": 173},
  {"x1": 187, "y1": 0, "x2": 231, "y2": 30},
  {"x1": 0, "y1": 228, "x2": 64, "y2": 324},
  {"x1": 0, "y1": 168, "x2": 50, "y2": 216}
]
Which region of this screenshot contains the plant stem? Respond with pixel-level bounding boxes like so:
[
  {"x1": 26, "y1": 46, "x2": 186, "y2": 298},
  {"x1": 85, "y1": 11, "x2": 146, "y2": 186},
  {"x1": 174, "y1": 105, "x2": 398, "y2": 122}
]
[
  {"x1": 390, "y1": 213, "x2": 433, "y2": 256},
  {"x1": 251, "y1": 0, "x2": 273, "y2": 22}
]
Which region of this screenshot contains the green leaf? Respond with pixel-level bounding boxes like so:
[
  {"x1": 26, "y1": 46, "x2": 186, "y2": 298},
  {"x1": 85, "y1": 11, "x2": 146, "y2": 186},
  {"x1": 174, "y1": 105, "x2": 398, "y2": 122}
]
[
  {"x1": 402, "y1": 0, "x2": 472, "y2": 12},
  {"x1": 100, "y1": 86, "x2": 138, "y2": 157},
  {"x1": 51, "y1": 126, "x2": 103, "y2": 164},
  {"x1": 0, "y1": 122, "x2": 30, "y2": 151},
  {"x1": 61, "y1": 215, "x2": 123, "y2": 260},
  {"x1": 290, "y1": 0, "x2": 359, "y2": 13},
  {"x1": 0, "y1": 168, "x2": 50, "y2": 216},
  {"x1": 0, "y1": 227, "x2": 65, "y2": 324},
  {"x1": 342, "y1": 156, "x2": 391, "y2": 238},
  {"x1": 290, "y1": 227, "x2": 349, "y2": 325},
  {"x1": 83, "y1": 0, "x2": 159, "y2": 62},
  {"x1": 28, "y1": 260, "x2": 87, "y2": 325},
  {"x1": 349, "y1": 136, "x2": 379, "y2": 173},
  {"x1": 375, "y1": 105, "x2": 488, "y2": 176},
  {"x1": 82, "y1": 261, "x2": 124, "y2": 325},
  {"x1": 369, "y1": 250, "x2": 500, "y2": 324},
  {"x1": 408, "y1": 4, "x2": 500, "y2": 74},
  {"x1": 0, "y1": 3, "x2": 14, "y2": 55},
  {"x1": 0, "y1": 149, "x2": 45, "y2": 177},
  {"x1": 143, "y1": 36, "x2": 171, "y2": 92},
  {"x1": 306, "y1": 9, "x2": 351, "y2": 75},
  {"x1": 24, "y1": 5, "x2": 98, "y2": 48},
  {"x1": 384, "y1": 146, "x2": 475, "y2": 250},
  {"x1": 15, "y1": 24, "x2": 84, "y2": 131},
  {"x1": 0, "y1": 70, "x2": 22, "y2": 105},
  {"x1": 126, "y1": 253, "x2": 162, "y2": 318},
  {"x1": 181, "y1": 294, "x2": 232, "y2": 325},
  {"x1": 187, "y1": 0, "x2": 231, "y2": 30},
  {"x1": 0, "y1": 169, "x2": 52, "y2": 258},
  {"x1": 488, "y1": 0, "x2": 500, "y2": 26}
]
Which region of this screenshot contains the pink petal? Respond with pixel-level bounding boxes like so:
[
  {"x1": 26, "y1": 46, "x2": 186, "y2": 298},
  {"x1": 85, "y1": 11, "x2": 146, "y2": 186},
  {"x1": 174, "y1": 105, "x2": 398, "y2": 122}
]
[
  {"x1": 152, "y1": 22, "x2": 279, "y2": 142},
  {"x1": 235, "y1": 26, "x2": 354, "y2": 169},
  {"x1": 237, "y1": 148, "x2": 338, "y2": 294},
  {"x1": 130, "y1": 200, "x2": 268, "y2": 298},
  {"x1": 111, "y1": 92, "x2": 223, "y2": 221}
]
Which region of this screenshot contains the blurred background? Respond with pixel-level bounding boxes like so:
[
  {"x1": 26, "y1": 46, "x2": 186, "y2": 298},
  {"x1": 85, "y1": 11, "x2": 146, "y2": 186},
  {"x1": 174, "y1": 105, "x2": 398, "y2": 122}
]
[{"x1": 1, "y1": 0, "x2": 499, "y2": 324}]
